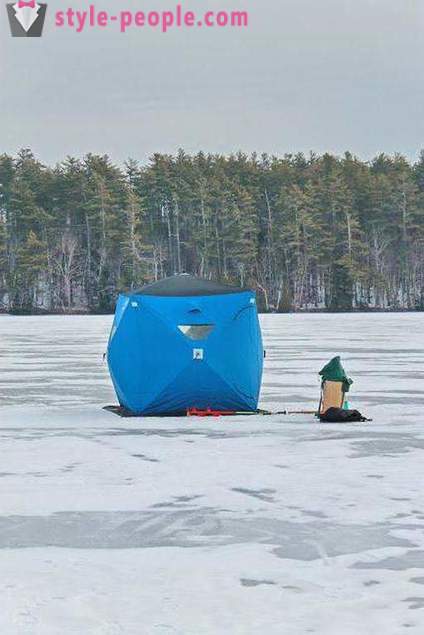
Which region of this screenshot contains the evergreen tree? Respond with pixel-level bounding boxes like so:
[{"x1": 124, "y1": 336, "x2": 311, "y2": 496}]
[{"x1": 0, "y1": 148, "x2": 423, "y2": 313}]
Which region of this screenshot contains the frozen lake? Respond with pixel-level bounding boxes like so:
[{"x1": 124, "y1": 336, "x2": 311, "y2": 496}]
[{"x1": 0, "y1": 313, "x2": 423, "y2": 634}]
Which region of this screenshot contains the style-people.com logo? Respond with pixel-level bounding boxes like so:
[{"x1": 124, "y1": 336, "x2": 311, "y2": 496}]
[
  {"x1": 5, "y1": 2, "x2": 248, "y2": 36},
  {"x1": 7, "y1": 0, "x2": 47, "y2": 36}
]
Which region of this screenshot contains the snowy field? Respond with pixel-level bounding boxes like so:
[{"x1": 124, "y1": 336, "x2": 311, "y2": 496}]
[{"x1": 0, "y1": 313, "x2": 423, "y2": 634}]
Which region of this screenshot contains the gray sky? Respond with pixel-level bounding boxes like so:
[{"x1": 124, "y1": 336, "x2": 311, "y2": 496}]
[{"x1": 1, "y1": 0, "x2": 424, "y2": 165}]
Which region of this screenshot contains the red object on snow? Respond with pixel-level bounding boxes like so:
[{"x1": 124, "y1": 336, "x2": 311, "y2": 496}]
[{"x1": 187, "y1": 407, "x2": 236, "y2": 417}]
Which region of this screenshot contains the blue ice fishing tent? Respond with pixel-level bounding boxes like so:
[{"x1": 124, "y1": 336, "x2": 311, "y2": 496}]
[{"x1": 107, "y1": 274, "x2": 264, "y2": 415}]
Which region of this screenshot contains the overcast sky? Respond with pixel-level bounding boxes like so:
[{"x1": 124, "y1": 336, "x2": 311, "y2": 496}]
[{"x1": 1, "y1": 0, "x2": 423, "y2": 165}]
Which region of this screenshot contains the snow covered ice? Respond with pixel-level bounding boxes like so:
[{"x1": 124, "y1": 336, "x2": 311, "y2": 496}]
[{"x1": 0, "y1": 312, "x2": 423, "y2": 634}]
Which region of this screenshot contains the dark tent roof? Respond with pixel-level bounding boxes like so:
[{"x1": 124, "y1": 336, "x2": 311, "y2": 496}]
[{"x1": 132, "y1": 274, "x2": 247, "y2": 297}]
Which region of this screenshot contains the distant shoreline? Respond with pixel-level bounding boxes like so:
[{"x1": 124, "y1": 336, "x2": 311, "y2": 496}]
[
  {"x1": 2, "y1": 151, "x2": 424, "y2": 317},
  {"x1": 1, "y1": 308, "x2": 423, "y2": 316}
]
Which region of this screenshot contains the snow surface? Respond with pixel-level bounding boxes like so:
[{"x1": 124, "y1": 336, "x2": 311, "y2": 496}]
[{"x1": 0, "y1": 312, "x2": 423, "y2": 634}]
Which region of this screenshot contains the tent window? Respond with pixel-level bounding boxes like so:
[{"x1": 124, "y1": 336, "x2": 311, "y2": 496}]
[{"x1": 178, "y1": 324, "x2": 214, "y2": 340}]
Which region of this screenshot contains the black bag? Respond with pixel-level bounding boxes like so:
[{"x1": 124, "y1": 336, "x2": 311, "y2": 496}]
[{"x1": 319, "y1": 407, "x2": 371, "y2": 423}]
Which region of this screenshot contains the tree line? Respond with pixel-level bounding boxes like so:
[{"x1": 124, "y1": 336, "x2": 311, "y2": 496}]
[{"x1": 0, "y1": 148, "x2": 423, "y2": 313}]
